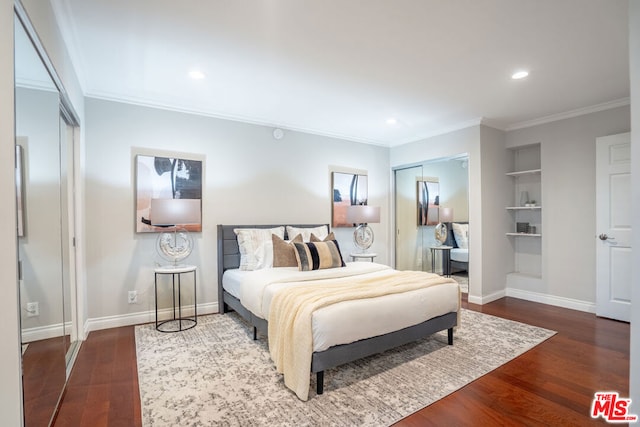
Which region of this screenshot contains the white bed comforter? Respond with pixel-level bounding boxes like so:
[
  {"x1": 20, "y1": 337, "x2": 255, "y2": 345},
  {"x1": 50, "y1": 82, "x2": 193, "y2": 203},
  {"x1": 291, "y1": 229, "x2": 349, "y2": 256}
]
[
  {"x1": 224, "y1": 263, "x2": 460, "y2": 354},
  {"x1": 241, "y1": 262, "x2": 390, "y2": 317}
]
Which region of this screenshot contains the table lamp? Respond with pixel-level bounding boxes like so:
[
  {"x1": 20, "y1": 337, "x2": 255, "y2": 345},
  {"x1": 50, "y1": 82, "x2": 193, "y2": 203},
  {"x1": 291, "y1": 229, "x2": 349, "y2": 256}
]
[
  {"x1": 434, "y1": 207, "x2": 453, "y2": 245},
  {"x1": 346, "y1": 205, "x2": 381, "y2": 252},
  {"x1": 150, "y1": 198, "x2": 201, "y2": 266}
]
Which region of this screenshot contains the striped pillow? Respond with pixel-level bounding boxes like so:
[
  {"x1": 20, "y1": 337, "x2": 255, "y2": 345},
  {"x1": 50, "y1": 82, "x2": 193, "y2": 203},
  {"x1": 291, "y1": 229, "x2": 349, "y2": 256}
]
[{"x1": 293, "y1": 240, "x2": 345, "y2": 271}]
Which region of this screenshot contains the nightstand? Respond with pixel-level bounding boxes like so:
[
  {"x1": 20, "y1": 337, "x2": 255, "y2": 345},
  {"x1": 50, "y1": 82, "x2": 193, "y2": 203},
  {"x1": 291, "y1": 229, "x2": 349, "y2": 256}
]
[
  {"x1": 430, "y1": 246, "x2": 453, "y2": 277},
  {"x1": 350, "y1": 253, "x2": 377, "y2": 262},
  {"x1": 154, "y1": 265, "x2": 197, "y2": 332}
]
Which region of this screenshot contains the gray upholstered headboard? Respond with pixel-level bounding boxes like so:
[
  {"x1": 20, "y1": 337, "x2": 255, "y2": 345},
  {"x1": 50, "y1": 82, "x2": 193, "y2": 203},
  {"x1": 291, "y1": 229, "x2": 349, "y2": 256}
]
[{"x1": 216, "y1": 224, "x2": 329, "y2": 311}]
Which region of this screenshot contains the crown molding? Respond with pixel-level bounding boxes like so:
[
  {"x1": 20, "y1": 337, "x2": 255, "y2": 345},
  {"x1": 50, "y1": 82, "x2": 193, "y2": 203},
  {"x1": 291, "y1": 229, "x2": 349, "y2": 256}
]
[
  {"x1": 85, "y1": 91, "x2": 393, "y2": 147},
  {"x1": 505, "y1": 98, "x2": 630, "y2": 131},
  {"x1": 85, "y1": 89, "x2": 630, "y2": 148}
]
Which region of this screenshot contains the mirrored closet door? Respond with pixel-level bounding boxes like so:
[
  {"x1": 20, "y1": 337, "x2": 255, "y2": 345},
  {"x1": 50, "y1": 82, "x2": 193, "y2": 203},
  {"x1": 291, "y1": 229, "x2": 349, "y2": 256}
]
[
  {"x1": 395, "y1": 165, "x2": 425, "y2": 270},
  {"x1": 15, "y1": 10, "x2": 80, "y2": 426},
  {"x1": 394, "y1": 156, "x2": 470, "y2": 294}
]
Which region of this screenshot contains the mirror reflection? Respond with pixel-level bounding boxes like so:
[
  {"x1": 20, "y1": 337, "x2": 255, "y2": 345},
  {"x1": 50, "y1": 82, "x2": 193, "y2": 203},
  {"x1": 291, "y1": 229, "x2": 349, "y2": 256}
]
[
  {"x1": 395, "y1": 155, "x2": 469, "y2": 293},
  {"x1": 15, "y1": 14, "x2": 78, "y2": 426}
]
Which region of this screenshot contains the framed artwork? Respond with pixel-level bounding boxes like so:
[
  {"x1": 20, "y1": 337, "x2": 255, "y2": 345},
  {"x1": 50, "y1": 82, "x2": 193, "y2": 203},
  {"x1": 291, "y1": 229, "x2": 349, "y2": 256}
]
[
  {"x1": 135, "y1": 153, "x2": 203, "y2": 233},
  {"x1": 16, "y1": 144, "x2": 25, "y2": 237},
  {"x1": 331, "y1": 171, "x2": 368, "y2": 227},
  {"x1": 417, "y1": 178, "x2": 439, "y2": 226}
]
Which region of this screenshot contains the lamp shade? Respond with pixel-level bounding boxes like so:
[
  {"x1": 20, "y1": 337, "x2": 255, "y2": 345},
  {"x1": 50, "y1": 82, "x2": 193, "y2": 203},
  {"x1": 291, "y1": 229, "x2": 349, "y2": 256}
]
[
  {"x1": 439, "y1": 207, "x2": 454, "y2": 223},
  {"x1": 346, "y1": 205, "x2": 380, "y2": 224},
  {"x1": 150, "y1": 198, "x2": 201, "y2": 226}
]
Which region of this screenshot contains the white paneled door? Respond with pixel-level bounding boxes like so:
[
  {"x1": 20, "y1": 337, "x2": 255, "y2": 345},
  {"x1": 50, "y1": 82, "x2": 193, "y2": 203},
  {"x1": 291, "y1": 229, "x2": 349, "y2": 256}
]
[{"x1": 596, "y1": 132, "x2": 631, "y2": 322}]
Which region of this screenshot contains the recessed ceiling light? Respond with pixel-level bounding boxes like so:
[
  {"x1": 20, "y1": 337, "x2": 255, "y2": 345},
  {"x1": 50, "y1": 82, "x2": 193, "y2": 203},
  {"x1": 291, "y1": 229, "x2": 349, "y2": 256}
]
[
  {"x1": 386, "y1": 118, "x2": 397, "y2": 125},
  {"x1": 511, "y1": 70, "x2": 529, "y2": 80},
  {"x1": 188, "y1": 70, "x2": 205, "y2": 80}
]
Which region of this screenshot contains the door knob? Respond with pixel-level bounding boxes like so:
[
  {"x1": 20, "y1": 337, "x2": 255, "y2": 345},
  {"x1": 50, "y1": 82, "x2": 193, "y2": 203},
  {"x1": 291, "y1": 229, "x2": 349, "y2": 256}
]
[{"x1": 598, "y1": 233, "x2": 609, "y2": 241}]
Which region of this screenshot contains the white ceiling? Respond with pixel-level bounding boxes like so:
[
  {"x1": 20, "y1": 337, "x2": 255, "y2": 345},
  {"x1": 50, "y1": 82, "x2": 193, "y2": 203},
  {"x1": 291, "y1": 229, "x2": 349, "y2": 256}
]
[{"x1": 51, "y1": 0, "x2": 630, "y2": 147}]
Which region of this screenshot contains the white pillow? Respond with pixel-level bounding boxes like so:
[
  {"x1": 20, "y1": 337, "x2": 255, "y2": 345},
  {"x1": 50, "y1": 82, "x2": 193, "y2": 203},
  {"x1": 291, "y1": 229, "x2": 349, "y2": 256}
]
[
  {"x1": 255, "y1": 240, "x2": 274, "y2": 270},
  {"x1": 451, "y1": 223, "x2": 469, "y2": 249},
  {"x1": 234, "y1": 227, "x2": 285, "y2": 270},
  {"x1": 286, "y1": 225, "x2": 328, "y2": 242}
]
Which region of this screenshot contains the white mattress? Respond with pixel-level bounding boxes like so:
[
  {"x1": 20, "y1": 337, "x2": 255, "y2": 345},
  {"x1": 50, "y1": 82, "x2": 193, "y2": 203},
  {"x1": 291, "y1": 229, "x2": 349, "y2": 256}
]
[
  {"x1": 222, "y1": 263, "x2": 459, "y2": 352},
  {"x1": 451, "y1": 248, "x2": 468, "y2": 263},
  {"x1": 221, "y1": 268, "x2": 249, "y2": 300}
]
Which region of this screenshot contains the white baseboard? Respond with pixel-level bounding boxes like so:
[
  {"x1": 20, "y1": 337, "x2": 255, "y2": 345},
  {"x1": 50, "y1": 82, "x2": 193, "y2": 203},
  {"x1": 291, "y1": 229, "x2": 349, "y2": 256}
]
[
  {"x1": 22, "y1": 321, "x2": 73, "y2": 343},
  {"x1": 85, "y1": 302, "x2": 219, "y2": 333},
  {"x1": 467, "y1": 288, "x2": 595, "y2": 314},
  {"x1": 467, "y1": 289, "x2": 506, "y2": 306},
  {"x1": 506, "y1": 288, "x2": 596, "y2": 313}
]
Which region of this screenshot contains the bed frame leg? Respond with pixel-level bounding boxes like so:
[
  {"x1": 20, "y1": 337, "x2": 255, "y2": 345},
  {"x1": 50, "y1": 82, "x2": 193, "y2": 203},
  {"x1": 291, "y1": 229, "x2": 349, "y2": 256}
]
[
  {"x1": 253, "y1": 327, "x2": 257, "y2": 340},
  {"x1": 448, "y1": 328, "x2": 453, "y2": 345},
  {"x1": 316, "y1": 371, "x2": 324, "y2": 395}
]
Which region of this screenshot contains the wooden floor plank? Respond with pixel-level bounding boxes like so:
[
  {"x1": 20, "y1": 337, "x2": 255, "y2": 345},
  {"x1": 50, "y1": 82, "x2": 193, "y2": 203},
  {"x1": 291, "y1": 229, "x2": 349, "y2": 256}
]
[{"x1": 51, "y1": 296, "x2": 629, "y2": 426}]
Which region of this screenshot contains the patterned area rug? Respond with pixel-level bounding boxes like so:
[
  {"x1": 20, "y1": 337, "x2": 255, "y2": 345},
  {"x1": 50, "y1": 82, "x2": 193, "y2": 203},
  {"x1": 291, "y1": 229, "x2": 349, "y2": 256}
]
[{"x1": 136, "y1": 310, "x2": 554, "y2": 426}]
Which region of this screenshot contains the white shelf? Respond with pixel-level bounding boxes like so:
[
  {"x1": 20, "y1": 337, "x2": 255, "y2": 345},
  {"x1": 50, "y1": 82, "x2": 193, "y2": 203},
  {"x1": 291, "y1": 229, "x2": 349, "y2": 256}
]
[
  {"x1": 507, "y1": 145, "x2": 542, "y2": 282},
  {"x1": 506, "y1": 168, "x2": 541, "y2": 177},
  {"x1": 506, "y1": 206, "x2": 541, "y2": 211}
]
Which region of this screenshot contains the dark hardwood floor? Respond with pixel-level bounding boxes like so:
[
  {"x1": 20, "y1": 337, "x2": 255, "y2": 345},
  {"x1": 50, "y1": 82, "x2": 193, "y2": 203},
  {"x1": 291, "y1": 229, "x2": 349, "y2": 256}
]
[
  {"x1": 53, "y1": 327, "x2": 141, "y2": 427},
  {"x1": 52, "y1": 296, "x2": 629, "y2": 426},
  {"x1": 23, "y1": 337, "x2": 67, "y2": 427},
  {"x1": 396, "y1": 297, "x2": 630, "y2": 426}
]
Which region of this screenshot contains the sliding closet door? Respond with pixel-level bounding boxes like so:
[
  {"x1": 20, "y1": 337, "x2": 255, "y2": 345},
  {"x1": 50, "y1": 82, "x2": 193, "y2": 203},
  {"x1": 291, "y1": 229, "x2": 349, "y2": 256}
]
[
  {"x1": 60, "y1": 116, "x2": 79, "y2": 365},
  {"x1": 395, "y1": 166, "x2": 423, "y2": 270},
  {"x1": 15, "y1": 12, "x2": 81, "y2": 426}
]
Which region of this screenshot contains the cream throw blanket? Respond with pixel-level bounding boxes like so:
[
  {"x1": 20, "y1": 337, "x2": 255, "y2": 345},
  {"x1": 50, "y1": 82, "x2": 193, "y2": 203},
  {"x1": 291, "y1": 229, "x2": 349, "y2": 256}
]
[{"x1": 268, "y1": 269, "x2": 457, "y2": 401}]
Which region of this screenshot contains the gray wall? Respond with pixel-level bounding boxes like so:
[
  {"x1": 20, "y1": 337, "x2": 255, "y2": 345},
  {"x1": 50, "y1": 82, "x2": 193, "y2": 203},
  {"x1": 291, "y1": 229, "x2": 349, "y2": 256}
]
[
  {"x1": 506, "y1": 106, "x2": 630, "y2": 304},
  {"x1": 84, "y1": 98, "x2": 390, "y2": 325},
  {"x1": 479, "y1": 125, "x2": 513, "y2": 298}
]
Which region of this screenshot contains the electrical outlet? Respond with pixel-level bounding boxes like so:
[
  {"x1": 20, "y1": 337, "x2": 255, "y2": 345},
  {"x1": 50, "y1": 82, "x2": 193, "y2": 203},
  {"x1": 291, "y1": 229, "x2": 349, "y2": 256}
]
[
  {"x1": 26, "y1": 302, "x2": 39, "y2": 317},
  {"x1": 128, "y1": 291, "x2": 138, "y2": 304}
]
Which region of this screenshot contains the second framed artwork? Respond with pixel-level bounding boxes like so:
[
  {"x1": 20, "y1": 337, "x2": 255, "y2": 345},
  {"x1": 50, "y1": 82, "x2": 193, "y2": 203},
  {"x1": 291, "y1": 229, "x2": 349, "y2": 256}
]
[
  {"x1": 417, "y1": 178, "x2": 439, "y2": 226},
  {"x1": 135, "y1": 151, "x2": 204, "y2": 233},
  {"x1": 331, "y1": 171, "x2": 368, "y2": 227}
]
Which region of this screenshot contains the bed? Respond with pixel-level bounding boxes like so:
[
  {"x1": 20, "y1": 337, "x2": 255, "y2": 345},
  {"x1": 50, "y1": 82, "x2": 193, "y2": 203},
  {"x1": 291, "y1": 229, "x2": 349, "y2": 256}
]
[
  {"x1": 217, "y1": 223, "x2": 460, "y2": 400},
  {"x1": 444, "y1": 222, "x2": 469, "y2": 273}
]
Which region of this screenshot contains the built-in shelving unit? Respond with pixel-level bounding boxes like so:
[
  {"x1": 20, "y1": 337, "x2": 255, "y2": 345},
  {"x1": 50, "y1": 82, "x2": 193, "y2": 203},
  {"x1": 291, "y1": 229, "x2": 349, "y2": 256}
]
[{"x1": 506, "y1": 144, "x2": 542, "y2": 288}]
